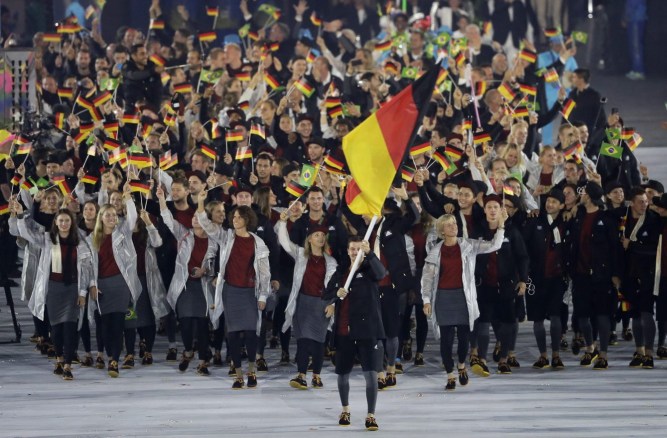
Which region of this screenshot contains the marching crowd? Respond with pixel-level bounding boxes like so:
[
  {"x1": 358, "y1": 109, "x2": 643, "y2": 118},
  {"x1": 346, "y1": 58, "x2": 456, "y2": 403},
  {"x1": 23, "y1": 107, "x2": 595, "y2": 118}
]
[{"x1": 0, "y1": 0, "x2": 663, "y2": 431}]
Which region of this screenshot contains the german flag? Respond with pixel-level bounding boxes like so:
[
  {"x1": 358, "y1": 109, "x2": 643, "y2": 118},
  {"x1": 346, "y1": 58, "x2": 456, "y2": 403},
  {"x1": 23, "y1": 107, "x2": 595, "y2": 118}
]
[
  {"x1": 519, "y1": 83, "x2": 537, "y2": 96},
  {"x1": 159, "y1": 151, "x2": 171, "y2": 168},
  {"x1": 93, "y1": 91, "x2": 113, "y2": 107},
  {"x1": 306, "y1": 51, "x2": 317, "y2": 64},
  {"x1": 264, "y1": 73, "x2": 280, "y2": 90},
  {"x1": 199, "y1": 32, "x2": 217, "y2": 43},
  {"x1": 436, "y1": 68, "x2": 448, "y2": 86},
  {"x1": 161, "y1": 71, "x2": 171, "y2": 86},
  {"x1": 55, "y1": 113, "x2": 65, "y2": 130},
  {"x1": 560, "y1": 99, "x2": 576, "y2": 120},
  {"x1": 235, "y1": 72, "x2": 251, "y2": 82},
  {"x1": 627, "y1": 133, "x2": 642, "y2": 151},
  {"x1": 81, "y1": 174, "x2": 99, "y2": 185},
  {"x1": 621, "y1": 128, "x2": 635, "y2": 140},
  {"x1": 445, "y1": 147, "x2": 463, "y2": 161},
  {"x1": 15, "y1": 143, "x2": 32, "y2": 155},
  {"x1": 57, "y1": 180, "x2": 72, "y2": 197},
  {"x1": 544, "y1": 27, "x2": 561, "y2": 38},
  {"x1": 90, "y1": 107, "x2": 103, "y2": 122},
  {"x1": 513, "y1": 106, "x2": 530, "y2": 118},
  {"x1": 200, "y1": 144, "x2": 217, "y2": 160},
  {"x1": 122, "y1": 113, "x2": 140, "y2": 124},
  {"x1": 325, "y1": 97, "x2": 342, "y2": 108},
  {"x1": 497, "y1": 82, "x2": 516, "y2": 101},
  {"x1": 374, "y1": 40, "x2": 392, "y2": 52},
  {"x1": 519, "y1": 50, "x2": 537, "y2": 64},
  {"x1": 250, "y1": 124, "x2": 265, "y2": 139},
  {"x1": 248, "y1": 31, "x2": 259, "y2": 41},
  {"x1": 129, "y1": 181, "x2": 151, "y2": 195},
  {"x1": 236, "y1": 147, "x2": 253, "y2": 161},
  {"x1": 410, "y1": 142, "x2": 431, "y2": 157},
  {"x1": 108, "y1": 148, "x2": 127, "y2": 165},
  {"x1": 206, "y1": 6, "x2": 219, "y2": 16},
  {"x1": 149, "y1": 19, "x2": 165, "y2": 30},
  {"x1": 503, "y1": 184, "x2": 515, "y2": 196},
  {"x1": 473, "y1": 131, "x2": 492, "y2": 145},
  {"x1": 286, "y1": 181, "x2": 307, "y2": 198},
  {"x1": 164, "y1": 113, "x2": 177, "y2": 127},
  {"x1": 563, "y1": 142, "x2": 579, "y2": 159},
  {"x1": 20, "y1": 180, "x2": 34, "y2": 191},
  {"x1": 483, "y1": 21, "x2": 492, "y2": 36},
  {"x1": 474, "y1": 81, "x2": 487, "y2": 97},
  {"x1": 269, "y1": 42, "x2": 280, "y2": 52},
  {"x1": 327, "y1": 105, "x2": 343, "y2": 119},
  {"x1": 384, "y1": 61, "x2": 399, "y2": 76},
  {"x1": 161, "y1": 153, "x2": 178, "y2": 170},
  {"x1": 43, "y1": 33, "x2": 62, "y2": 43},
  {"x1": 238, "y1": 101, "x2": 250, "y2": 111},
  {"x1": 432, "y1": 151, "x2": 450, "y2": 170},
  {"x1": 294, "y1": 78, "x2": 315, "y2": 98},
  {"x1": 149, "y1": 54, "x2": 166, "y2": 67},
  {"x1": 461, "y1": 119, "x2": 472, "y2": 131},
  {"x1": 74, "y1": 132, "x2": 88, "y2": 145},
  {"x1": 226, "y1": 129, "x2": 244, "y2": 142},
  {"x1": 57, "y1": 88, "x2": 74, "y2": 99},
  {"x1": 129, "y1": 154, "x2": 152, "y2": 169},
  {"x1": 544, "y1": 68, "x2": 559, "y2": 83},
  {"x1": 174, "y1": 83, "x2": 193, "y2": 94},
  {"x1": 343, "y1": 67, "x2": 439, "y2": 216},
  {"x1": 401, "y1": 165, "x2": 415, "y2": 182},
  {"x1": 103, "y1": 138, "x2": 120, "y2": 151},
  {"x1": 75, "y1": 96, "x2": 95, "y2": 113},
  {"x1": 57, "y1": 24, "x2": 82, "y2": 34},
  {"x1": 324, "y1": 155, "x2": 345, "y2": 171},
  {"x1": 0, "y1": 204, "x2": 9, "y2": 215},
  {"x1": 10, "y1": 174, "x2": 21, "y2": 186},
  {"x1": 455, "y1": 52, "x2": 466, "y2": 66},
  {"x1": 310, "y1": 12, "x2": 322, "y2": 27}
]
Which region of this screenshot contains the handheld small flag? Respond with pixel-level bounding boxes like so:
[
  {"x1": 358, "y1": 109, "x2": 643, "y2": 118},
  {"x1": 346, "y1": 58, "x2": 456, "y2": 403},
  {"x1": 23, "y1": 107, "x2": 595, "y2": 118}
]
[
  {"x1": 327, "y1": 105, "x2": 344, "y2": 119},
  {"x1": 199, "y1": 32, "x2": 217, "y2": 43},
  {"x1": 544, "y1": 28, "x2": 561, "y2": 38},
  {"x1": 401, "y1": 165, "x2": 415, "y2": 182},
  {"x1": 519, "y1": 83, "x2": 537, "y2": 97},
  {"x1": 43, "y1": 33, "x2": 62, "y2": 43},
  {"x1": 310, "y1": 12, "x2": 322, "y2": 27},
  {"x1": 298, "y1": 164, "x2": 319, "y2": 187},
  {"x1": 81, "y1": 175, "x2": 99, "y2": 185},
  {"x1": 600, "y1": 142, "x2": 623, "y2": 159},
  {"x1": 286, "y1": 181, "x2": 307, "y2": 198},
  {"x1": 544, "y1": 68, "x2": 559, "y2": 83},
  {"x1": 325, "y1": 97, "x2": 342, "y2": 108},
  {"x1": 473, "y1": 131, "x2": 492, "y2": 145},
  {"x1": 250, "y1": 124, "x2": 266, "y2": 140},
  {"x1": 55, "y1": 113, "x2": 65, "y2": 130},
  {"x1": 461, "y1": 119, "x2": 472, "y2": 131},
  {"x1": 445, "y1": 147, "x2": 463, "y2": 162},
  {"x1": 57, "y1": 88, "x2": 74, "y2": 99},
  {"x1": 374, "y1": 40, "x2": 392, "y2": 52},
  {"x1": 497, "y1": 82, "x2": 517, "y2": 101},
  {"x1": 174, "y1": 83, "x2": 193, "y2": 94},
  {"x1": 0, "y1": 204, "x2": 9, "y2": 215},
  {"x1": 513, "y1": 106, "x2": 530, "y2": 118},
  {"x1": 129, "y1": 181, "x2": 151, "y2": 195},
  {"x1": 200, "y1": 144, "x2": 217, "y2": 160},
  {"x1": 571, "y1": 31, "x2": 588, "y2": 44},
  {"x1": 149, "y1": 54, "x2": 166, "y2": 67},
  {"x1": 410, "y1": 143, "x2": 431, "y2": 156},
  {"x1": 621, "y1": 128, "x2": 635, "y2": 140},
  {"x1": 627, "y1": 133, "x2": 642, "y2": 152},
  {"x1": 234, "y1": 71, "x2": 251, "y2": 82},
  {"x1": 149, "y1": 19, "x2": 165, "y2": 30},
  {"x1": 206, "y1": 6, "x2": 219, "y2": 16},
  {"x1": 264, "y1": 73, "x2": 280, "y2": 90},
  {"x1": 560, "y1": 99, "x2": 576, "y2": 120},
  {"x1": 519, "y1": 50, "x2": 537, "y2": 64},
  {"x1": 294, "y1": 78, "x2": 315, "y2": 98},
  {"x1": 235, "y1": 147, "x2": 253, "y2": 161},
  {"x1": 226, "y1": 129, "x2": 244, "y2": 142},
  {"x1": 103, "y1": 138, "x2": 120, "y2": 151},
  {"x1": 122, "y1": 113, "x2": 140, "y2": 124}
]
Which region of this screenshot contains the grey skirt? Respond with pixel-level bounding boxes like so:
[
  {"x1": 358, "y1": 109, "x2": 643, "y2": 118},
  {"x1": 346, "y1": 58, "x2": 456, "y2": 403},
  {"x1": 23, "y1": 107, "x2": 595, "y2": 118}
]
[
  {"x1": 125, "y1": 276, "x2": 155, "y2": 329},
  {"x1": 97, "y1": 274, "x2": 132, "y2": 315},
  {"x1": 222, "y1": 283, "x2": 258, "y2": 332},
  {"x1": 293, "y1": 293, "x2": 328, "y2": 343},
  {"x1": 435, "y1": 288, "x2": 469, "y2": 327},
  {"x1": 176, "y1": 279, "x2": 208, "y2": 319},
  {"x1": 47, "y1": 280, "x2": 79, "y2": 325}
]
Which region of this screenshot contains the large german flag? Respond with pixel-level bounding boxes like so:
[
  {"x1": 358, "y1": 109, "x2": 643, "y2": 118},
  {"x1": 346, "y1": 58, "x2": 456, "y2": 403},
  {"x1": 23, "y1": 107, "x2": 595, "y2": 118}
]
[{"x1": 343, "y1": 67, "x2": 439, "y2": 216}]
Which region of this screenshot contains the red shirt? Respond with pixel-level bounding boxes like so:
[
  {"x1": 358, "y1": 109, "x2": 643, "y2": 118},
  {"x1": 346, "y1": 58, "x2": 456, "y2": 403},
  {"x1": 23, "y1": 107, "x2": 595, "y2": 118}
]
[
  {"x1": 188, "y1": 234, "x2": 208, "y2": 280},
  {"x1": 301, "y1": 255, "x2": 326, "y2": 297},
  {"x1": 224, "y1": 235, "x2": 256, "y2": 288},
  {"x1": 173, "y1": 207, "x2": 195, "y2": 228},
  {"x1": 49, "y1": 244, "x2": 78, "y2": 282},
  {"x1": 438, "y1": 244, "x2": 464, "y2": 289},
  {"x1": 539, "y1": 171, "x2": 553, "y2": 187},
  {"x1": 483, "y1": 252, "x2": 499, "y2": 286},
  {"x1": 132, "y1": 232, "x2": 147, "y2": 276},
  {"x1": 576, "y1": 211, "x2": 598, "y2": 274},
  {"x1": 410, "y1": 223, "x2": 427, "y2": 270},
  {"x1": 98, "y1": 234, "x2": 121, "y2": 278},
  {"x1": 544, "y1": 224, "x2": 563, "y2": 279}
]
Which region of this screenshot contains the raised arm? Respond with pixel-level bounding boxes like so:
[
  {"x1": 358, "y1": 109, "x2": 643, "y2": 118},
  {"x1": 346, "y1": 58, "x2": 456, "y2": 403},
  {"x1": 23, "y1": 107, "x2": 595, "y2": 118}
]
[
  {"x1": 276, "y1": 212, "x2": 299, "y2": 260},
  {"x1": 195, "y1": 190, "x2": 226, "y2": 245}
]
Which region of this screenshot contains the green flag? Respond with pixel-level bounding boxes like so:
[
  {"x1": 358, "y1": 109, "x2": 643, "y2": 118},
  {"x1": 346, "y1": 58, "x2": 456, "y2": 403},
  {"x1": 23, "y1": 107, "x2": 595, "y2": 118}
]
[
  {"x1": 200, "y1": 69, "x2": 223, "y2": 84},
  {"x1": 401, "y1": 66, "x2": 418, "y2": 79},
  {"x1": 100, "y1": 77, "x2": 119, "y2": 91},
  {"x1": 436, "y1": 33, "x2": 450, "y2": 47},
  {"x1": 600, "y1": 142, "x2": 622, "y2": 159},
  {"x1": 571, "y1": 31, "x2": 588, "y2": 44},
  {"x1": 298, "y1": 164, "x2": 318, "y2": 187},
  {"x1": 605, "y1": 127, "x2": 621, "y2": 141},
  {"x1": 238, "y1": 24, "x2": 250, "y2": 38}
]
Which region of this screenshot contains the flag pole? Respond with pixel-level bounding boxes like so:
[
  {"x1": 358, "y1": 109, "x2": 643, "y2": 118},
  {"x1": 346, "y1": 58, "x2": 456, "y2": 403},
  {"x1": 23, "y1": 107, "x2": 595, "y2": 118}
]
[{"x1": 341, "y1": 215, "x2": 379, "y2": 295}]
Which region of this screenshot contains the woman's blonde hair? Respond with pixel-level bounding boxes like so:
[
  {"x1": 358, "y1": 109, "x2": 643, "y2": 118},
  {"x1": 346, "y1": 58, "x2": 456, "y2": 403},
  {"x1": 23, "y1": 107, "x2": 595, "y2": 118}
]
[
  {"x1": 304, "y1": 231, "x2": 331, "y2": 258},
  {"x1": 435, "y1": 214, "x2": 457, "y2": 235},
  {"x1": 499, "y1": 143, "x2": 525, "y2": 168},
  {"x1": 91, "y1": 204, "x2": 116, "y2": 251}
]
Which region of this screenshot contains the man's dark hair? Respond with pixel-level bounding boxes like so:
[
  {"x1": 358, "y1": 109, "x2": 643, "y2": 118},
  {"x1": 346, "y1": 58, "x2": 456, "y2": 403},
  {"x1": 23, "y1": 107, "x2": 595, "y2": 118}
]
[
  {"x1": 574, "y1": 68, "x2": 590, "y2": 83},
  {"x1": 130, "y1": 44, "x2": 145, "y2": 55}
]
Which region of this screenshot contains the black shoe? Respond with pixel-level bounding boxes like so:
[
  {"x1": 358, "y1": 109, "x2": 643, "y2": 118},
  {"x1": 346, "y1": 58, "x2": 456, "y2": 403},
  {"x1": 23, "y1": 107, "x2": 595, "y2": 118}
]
[
  {"x1": 497, "y1": 362, "x2": 512, "y2": 374},
  {"x1": 196, "y1": 363, "x2": 210, "y2": 376},
  {"x1": 532, "y1": 356, "x2": 550, "y2": 369},
  {"x1": 591, "y1": 349, "x2": 599, "y2": 362},
  {"x1": 47, "y1": 347, "x2": 56, "y2": 359},
  {"x1": 108, "y1": 360, "x2": 119, "y2": 378},
  {"x1": 470, "y1": 356, "x2": 490, "y2": 377},
  {"x1": 122, "y1": 354, "x2": 135, "y2": 369},
  {"x1": 228, "y1": 364, "x2": 237, "y2": 376},
  {"x1": 559, "y1": 337, "x2": 569, "y2": 351},
  {"x1": 580, "y1": 352, "x2": 594, "y2": 367},
  {"x1": 29, "y1": 333, "x2": 40, "y2": 343},
  {"x1": 71, "y1": 355, "x2": 81, "y2": 365},
  {"x1": 290, "y1": 375, "x2": 308, "y2": 390},
  {"x1": 492, "y1": 345, "x2": 501, "y2": 363},
  {"x1": 507, "y1": 356, "x2": 520, "y2": 368},
  {"x1": 39, "y1": 342, "x2": 50, "y2": 355},
  {"x1": 338, "y1": 412, "x2": 351, "y2": 426},
  {"x1": 385, "y1": 373, "x2": 397, "y2": 387},
  {"x1": 80, "y1": 355, "x2": 94, "y2": 367},
  {"x1": 629, "y1": 352, "x2": 643, "y2": 367},
  {"x1": 213, "y1": 353, "x2": 223, "y2": 367},
  {"x1": 53, "y1": 362, "x2": 64, "y2": 376},
  {"x1": 62, "y1": 368, "x2": 73, "y2": 381},
  {"x1": 414, "y1": 353, "x2": 425, "y2": 367},
  {"x1": 377, "y1": 377, "x2": 387, "y2": 390},
  {"x1": 247, "y1": 372, "x2": 258, "y2": 388},
  {"x1": 402, "y1": 338, "x2": 413, "y2": 361},
  {"x1": 458, "y1": 368, "x2": 469, "y2": 386},
  {"x1": 269, "y1": 336, "x2": 278, "y2": 349},
  {"x1": 593, "y1": 357, "x2": 608, "y2": 370},
  {"x1": 142, "y1": 352, "x2": 153, "y2": 366},
  {"x1": 641, "y1": 355, "x2": 654, "y2": 369},
  {"x1": 311, "y1": 375, "x2": 323, "y2": 388},
  {"x1": 365, "y1": 416, "x2": 379, "y2": 431},
  {"x1": 622, "y1": 328, "x2": 633, "y2": 341},
  {"x1": 445, "y1": 377, "x2": 456, "y2": 391},
  {"x1": 178, "y1": 353, "x2": 193, "y2": 372},
  {"x1": 609, "y1": 333, "x2": 619, "y2": 346},
  {"x1": 551, "y1": 356, "x2": 565, "y2": 370},
  {"x1": 166, "y1": 348, "x2": 178, "y2": 362},
  {"x1": 139, "y1": 340, "x2": 146, "y2": 359},
  {"x1": 232, "y1": 377, "x2": 245, "y2": 390},
  {"x1": 95, "y1": 356, "x2": 105, "y2": 369},
  {"x1": 656, "y1": 346, "x2": 667, "y2": 359},
  {"x1": 394, "y1": 362, "x2": 403, "y2": 374},
  {"x1": 572, "y1": 338, "x2": 583, "y2": 356},
  {"x1": 279, "y1": 351, "x2": 290, "y2": 365},
  {"x1": 256, "y1": 357, "x2": 269, "y2": 372}
]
